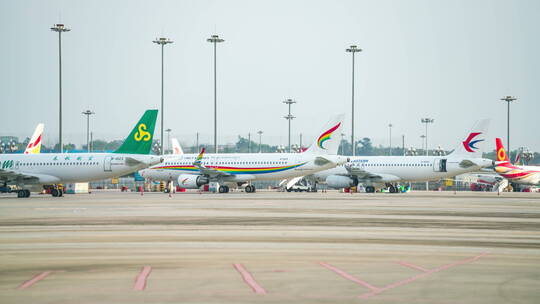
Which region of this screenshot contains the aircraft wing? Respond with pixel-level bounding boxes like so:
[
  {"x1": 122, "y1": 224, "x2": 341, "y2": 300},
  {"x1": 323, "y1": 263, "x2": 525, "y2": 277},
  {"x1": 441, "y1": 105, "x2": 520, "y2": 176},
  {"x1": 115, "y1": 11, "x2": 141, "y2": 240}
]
[
  {"x1": 344, "y1": 164, "x2": 382, "y2": 179},
  {"x1": 192, "y1": 148, "x2": 232, "y2": 178},
  {"x1": 344, "y1": 164, "x2": 400, "y2": 182},
  {"x1": 195, "y1": 165, "x2": 232, "y2": 178},
  {"x1": 0, "y1": 169, "x2": 40, "y2": 184}
]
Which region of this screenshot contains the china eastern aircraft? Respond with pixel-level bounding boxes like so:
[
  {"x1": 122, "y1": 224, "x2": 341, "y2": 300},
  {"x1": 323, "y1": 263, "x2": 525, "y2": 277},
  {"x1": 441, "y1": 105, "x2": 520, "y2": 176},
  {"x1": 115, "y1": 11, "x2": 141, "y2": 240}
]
[
  {"x1": 312, "y1": 119, "x2": 494, "y2": 193},
  {"x1": 139, "y1": 114, "x2": 348, "y2": 193},
  {"x1": 494, "y1": 138, "x2": 540, "y2": 186},
  {"x1": 0, "y1": 110, "x2": 163, "y2": 198}
]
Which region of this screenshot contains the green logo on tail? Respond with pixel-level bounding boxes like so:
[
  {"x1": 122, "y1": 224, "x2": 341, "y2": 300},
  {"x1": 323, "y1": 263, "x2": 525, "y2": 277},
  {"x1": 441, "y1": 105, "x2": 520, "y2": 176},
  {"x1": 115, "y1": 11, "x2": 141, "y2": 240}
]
[{"x1": 114, "y1": 110, "x2": 158, "y2": 154}]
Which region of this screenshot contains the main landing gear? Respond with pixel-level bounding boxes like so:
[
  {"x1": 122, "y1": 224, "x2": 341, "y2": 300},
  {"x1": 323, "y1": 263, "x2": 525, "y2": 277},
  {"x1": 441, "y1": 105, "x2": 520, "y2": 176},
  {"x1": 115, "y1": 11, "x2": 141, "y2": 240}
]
[
  {"x1": 365, "y1": 186, "x2": 375, "y2": 193},
  {"x1": 218, "y1": 185, "x2": 230, "y2": 193},
  {"x1": 245, "y1": 185, "x2": 256, "y2": 193},
  {"x1": 17, "y1": 189, "x2": 31, "y2": 198},
  {"x1": 51, "y1": 188, "x2": 64, "y2": 197}
]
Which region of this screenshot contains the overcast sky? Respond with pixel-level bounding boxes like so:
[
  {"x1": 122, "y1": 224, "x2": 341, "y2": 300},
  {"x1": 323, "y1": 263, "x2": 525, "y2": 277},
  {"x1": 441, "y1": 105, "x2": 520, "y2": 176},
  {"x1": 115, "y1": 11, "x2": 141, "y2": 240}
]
[{"x1": 1, "y1": 0, "x2": 539, "y2": 152}]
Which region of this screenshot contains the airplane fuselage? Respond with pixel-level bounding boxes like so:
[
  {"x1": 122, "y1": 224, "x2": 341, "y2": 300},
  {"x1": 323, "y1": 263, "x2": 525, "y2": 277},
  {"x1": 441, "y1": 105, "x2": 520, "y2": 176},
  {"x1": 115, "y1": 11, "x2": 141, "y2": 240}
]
[
  {"x1": 495, "y1": 163, "x2": 540, "y2": 185},
  {"x1": 0, "y1": 153, "x2": 162, "y2": 186},
  {"x1": 314, "y1": 155, "x2": 493, "y2": 185},
  {"x1": 140, "y1": 152, "x2": 342, "y2": 183}
]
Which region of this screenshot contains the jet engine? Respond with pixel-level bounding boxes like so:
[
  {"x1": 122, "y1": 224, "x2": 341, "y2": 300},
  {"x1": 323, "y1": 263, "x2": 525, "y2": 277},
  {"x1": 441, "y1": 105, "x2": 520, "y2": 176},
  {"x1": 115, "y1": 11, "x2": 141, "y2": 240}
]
[
  {"x1": 177, "y1": 174, "x2": 209, "y2": 189},
  {"x1": 325, "y1": 175, "x2": 357, "y2": 189}
]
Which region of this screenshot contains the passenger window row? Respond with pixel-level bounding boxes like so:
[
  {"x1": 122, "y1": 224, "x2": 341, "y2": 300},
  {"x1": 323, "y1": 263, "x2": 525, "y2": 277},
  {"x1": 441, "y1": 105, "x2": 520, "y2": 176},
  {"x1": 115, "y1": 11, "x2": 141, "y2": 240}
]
[{"x1": 20, "y1": 162, "x2": 99, "y2": 166}]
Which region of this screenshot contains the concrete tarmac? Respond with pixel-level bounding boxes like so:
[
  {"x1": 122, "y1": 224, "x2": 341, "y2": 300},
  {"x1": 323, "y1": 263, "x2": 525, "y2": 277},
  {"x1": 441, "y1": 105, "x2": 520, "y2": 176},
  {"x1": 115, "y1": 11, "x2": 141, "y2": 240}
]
[{"x1": 0, "y1": 190, "x2": 539, "y2": 303}]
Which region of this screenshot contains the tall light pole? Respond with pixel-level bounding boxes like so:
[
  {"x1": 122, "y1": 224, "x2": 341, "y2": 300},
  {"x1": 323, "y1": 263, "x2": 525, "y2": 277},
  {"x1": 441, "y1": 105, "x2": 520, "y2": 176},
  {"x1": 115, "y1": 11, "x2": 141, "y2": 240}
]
[
  {"x1": 402, "y1": 134, "x2": 405, "y2": 156},
  {"x1": 196, "y1": 132, "x2": 199, "y2": 153},
  {"x1": 283, "y1": 98, "x2": 296, "y2": 153},
  {"x1": 152, "y1": 37, "x2": 173, "y2": 155},
  {"x1": 420, "y1": 135, "x2": 426, "y2": 152},
  {"x1": 388, "y1": 123, "x2": 393, "y2": 156},
  {"x1": 421, "y1": 118, "x2": 434, "y2": 192},
  {"x1": 340, "y1": 133, "x2": 346, "y2": 155},
  {"x1": 500, "y1": 96, "x2": 517, "y2": 156},
  {"x1": 346, "y1": 45, "x2": 362, "y2": 156},
  {"x1": 82, "y1": 110, "x2": 95, "y2": 152},
  {"x1": 257, "y1": 130, "x2": 263, "y2": 153},
  {"x1": 421, "y1": 118, "x2": 434, "y2": 156},
  {"x1": 207, "y1": 34, "x2": 225, "y2": 153},
  {"x1": 248, "y1": 132, "x2": 251, "y2": 153},
  {"x1": 165, "y1": 128, "x2": 172, "y2": 154},
  {"x1": 50, "y1": 24, "x2": 71, "y2": 153}
]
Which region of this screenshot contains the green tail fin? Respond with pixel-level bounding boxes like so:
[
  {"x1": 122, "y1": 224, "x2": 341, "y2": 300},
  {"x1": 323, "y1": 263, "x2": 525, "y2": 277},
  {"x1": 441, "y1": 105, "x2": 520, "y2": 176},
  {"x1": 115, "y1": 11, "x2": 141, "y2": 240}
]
[{"x1": 114, "y1": 109, "x2": 158, "y2": 154}]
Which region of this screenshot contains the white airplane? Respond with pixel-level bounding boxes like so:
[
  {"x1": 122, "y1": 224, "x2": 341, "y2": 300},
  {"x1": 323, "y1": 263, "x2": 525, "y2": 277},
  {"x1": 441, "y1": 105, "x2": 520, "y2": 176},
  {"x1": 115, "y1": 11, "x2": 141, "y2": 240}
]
[
  {"x1": 24, "y1": 123, "x2": 44, "y2": 154},
  {"x1": 139, "y1": 114, "x2": 348, "y2": 193},
  {"x1": 312, "y1": 119, "x2": 494, "y2": 193},
  {"x1": 0, "y1": 110, "x2": 163, "y2": 198},
  {"x1": 494, "y1": 138, "x2": 540, "y2": 186}
]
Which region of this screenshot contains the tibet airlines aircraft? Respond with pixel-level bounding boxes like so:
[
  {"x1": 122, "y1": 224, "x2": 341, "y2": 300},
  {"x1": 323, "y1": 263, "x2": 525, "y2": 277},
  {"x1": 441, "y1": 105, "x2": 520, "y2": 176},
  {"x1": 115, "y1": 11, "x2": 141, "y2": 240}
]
[
  {"x1": 139, "y1": 114, "x2": 348, "y2": 193},
  {"x1": 0, "y1": 110, "x2": 163, "y2": 198},
  {"x1": 494, "y1": 138, "x2": 540, "y2": 186},
  {"x1": 312, "y1": 119, "x2": 494, "y2": 193},
  {"x1": 24, "y1": 123, "x2": 44, "y2": 154}
]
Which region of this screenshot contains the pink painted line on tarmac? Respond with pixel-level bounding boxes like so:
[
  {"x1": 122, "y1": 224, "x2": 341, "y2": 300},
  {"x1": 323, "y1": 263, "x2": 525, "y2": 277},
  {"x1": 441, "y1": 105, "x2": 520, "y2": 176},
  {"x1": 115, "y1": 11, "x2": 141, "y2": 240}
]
[
  {"x1": 359, "y1": 253, "x2": 489, "y2": 299},
  {"x1": 397, "y1": 261, "x2": 430, "y2": 273},
  {"x1": 232, "y1": 263, "x2": 267, "y2": 294},
  {"x1": 133, "y1": 266, "x2": 152, "y2": 291},
  {"x1": 17, "y1": 271, "x2": 52, "y2": 290},
  {"x1": 319, "y1": 262, "x2": 380, "y2": 292}
]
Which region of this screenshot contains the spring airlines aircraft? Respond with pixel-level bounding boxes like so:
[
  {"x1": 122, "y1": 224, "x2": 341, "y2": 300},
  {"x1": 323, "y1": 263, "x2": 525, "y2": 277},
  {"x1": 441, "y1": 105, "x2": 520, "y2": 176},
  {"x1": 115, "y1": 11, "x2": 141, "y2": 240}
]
[
  {"x1": 139, "y1": 115, "x2": 348, "y2": 193},
  {"x1": 0, "y1": 110, "x2": 163, "y2": 198},
  {"x1": 494, "y1": 138, "x2": 540, "y2": 186},
  {"x1": 313, "y1": 119, "x2": 494, "y2": 192}
]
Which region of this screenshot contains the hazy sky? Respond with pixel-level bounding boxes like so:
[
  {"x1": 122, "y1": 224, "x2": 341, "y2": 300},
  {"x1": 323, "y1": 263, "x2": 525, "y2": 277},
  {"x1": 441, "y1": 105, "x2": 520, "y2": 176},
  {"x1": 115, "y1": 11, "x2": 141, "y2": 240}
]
[{"x1": 1, "y1": 0, "x2": 539, "y2": 151}]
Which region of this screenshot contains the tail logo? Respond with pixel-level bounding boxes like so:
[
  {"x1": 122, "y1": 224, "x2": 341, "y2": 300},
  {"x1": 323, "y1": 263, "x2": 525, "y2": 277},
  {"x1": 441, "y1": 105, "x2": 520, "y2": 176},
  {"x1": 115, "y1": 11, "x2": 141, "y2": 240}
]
[
  {"x1": 317, "y1": 123, "x2": 341, "y2": 149},
  {"x1": 462, "y1": 132, "x2": 484, "y2": 152},
  {"x1": 497, "y1": 147, "x2": 506, "y2": 162},
  {"x1": 134, "y1": 124, "x2": 151, "y2": 142},
  {"x1": 194, "y1": 148, "x2": 206, "y2": 165}
]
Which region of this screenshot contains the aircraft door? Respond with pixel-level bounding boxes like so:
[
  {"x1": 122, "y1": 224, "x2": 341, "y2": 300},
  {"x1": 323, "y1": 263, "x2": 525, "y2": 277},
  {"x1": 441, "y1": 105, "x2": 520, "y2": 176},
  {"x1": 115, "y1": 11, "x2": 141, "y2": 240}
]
[
  {"x1": 433, "y1": 159, "x2": 447, "y2": 172},
  {"x1": 104, "y1": 156, "x2": 112, "y2": 172}
]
